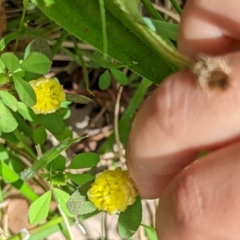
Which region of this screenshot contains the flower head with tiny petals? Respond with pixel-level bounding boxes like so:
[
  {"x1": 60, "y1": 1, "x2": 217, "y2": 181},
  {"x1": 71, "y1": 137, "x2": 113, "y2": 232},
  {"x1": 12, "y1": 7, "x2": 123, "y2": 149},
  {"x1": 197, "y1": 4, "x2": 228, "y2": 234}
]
[
  {"x1": 29, "y1": 77, "x2": 65, "y2": 114},
  {"x1": 87, "y1": 167, "x2": 137, "y2": 214}
]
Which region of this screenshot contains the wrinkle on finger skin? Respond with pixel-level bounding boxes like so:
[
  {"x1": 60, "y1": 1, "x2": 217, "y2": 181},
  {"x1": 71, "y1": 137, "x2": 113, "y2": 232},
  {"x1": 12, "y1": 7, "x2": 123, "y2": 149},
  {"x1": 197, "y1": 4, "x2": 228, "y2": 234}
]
[
  {"x1": 157, "y1": 140, "x2": 240, "y2": 239},
  {"x1": 127, "y1": 51, "x2": 240, "y2": 198},
  {"x1": 178, "y1": 0, "x2": 240, "y2": 58}
]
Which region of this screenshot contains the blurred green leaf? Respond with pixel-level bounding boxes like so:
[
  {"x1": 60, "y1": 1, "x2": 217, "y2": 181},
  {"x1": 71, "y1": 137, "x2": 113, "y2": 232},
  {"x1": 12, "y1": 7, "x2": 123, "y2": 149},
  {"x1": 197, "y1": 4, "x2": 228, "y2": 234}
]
[
  {"x1": 1, "y1": 52, "x2": 20, "y2": 72},
  {"x1": 29, "y1": 191, "x2": 52, "y2": 225},
  {"x1": 67, "y1": 173, "x2": 94, "y2": 186},
  {"x1": 54, "y1": 126, "x2": 73, "y2": 142},
  {"x1": 38, "y1": 112, "x2": 65, "y2": 135},
  {"x1": 0, "y1": 90, "x2": 18, "y2": 111},
  {"x1": 24, "y1": 38, "x2": 52, "y2": 60},
  {"x1": 0, "y1": 99, "x2": 6, "y2": 118},
  {"x1": 68, "y1": 152, "x2": 100, "y2": 169},
  {"x1": 17, "y1": 102, "x2": 36, "y2": 121},
  {"x1": 53, "y1": 188, "x2": 73, "y2": 217},
  {"x1": 0, "y1": 58, "x2": 6, "y2": 73},
  {"x1": 12, "y1": 74, "x2": 36, "y2": 107},
  {"x1": 99, "y1": 70, "x2": 111, "y2": 90},
  {"x1": 65, "y1": 93, "x2": 92, "y2": 104},
  {"x1": 110, "y1": 68, "x2": 128, "y2": 85},
  {"x1": 66, "y1": 190, "x2": 97, "y2": 215},
  {"x1": 0, "y1": 74, "x2": 9, "y2": 84},
  {"x1": 32, "y1": 125, "x2": 47, "y2": 145},
  {"x1": 20, "y1": 137, "x2": 83, "y2": 181},
  {"x1": 0, "y1": 104, "x2": 18, "y2": 133},
  {"x1": 49, "y1": 155, "x2": 66, "y2": 171},
  {"x1": 21, "y1": 52, "x2": 52, "y2": 74},
  {"x1": 0, "y1": 145, "x2": 9, "y2": 161},
  {"x1": 118, "y1": 196, "x2": 142, "y2": 238}
]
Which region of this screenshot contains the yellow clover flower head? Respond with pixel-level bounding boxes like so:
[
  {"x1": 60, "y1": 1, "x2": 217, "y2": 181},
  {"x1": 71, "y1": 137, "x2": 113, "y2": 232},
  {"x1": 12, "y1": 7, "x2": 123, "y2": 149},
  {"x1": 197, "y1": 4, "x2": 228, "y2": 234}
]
[
  {"x1": 29, "y1": 77, "x2": 65, "y2": 114},
  {"x1": 87, "y1": 167, "x2": 137, "y2": 214}
]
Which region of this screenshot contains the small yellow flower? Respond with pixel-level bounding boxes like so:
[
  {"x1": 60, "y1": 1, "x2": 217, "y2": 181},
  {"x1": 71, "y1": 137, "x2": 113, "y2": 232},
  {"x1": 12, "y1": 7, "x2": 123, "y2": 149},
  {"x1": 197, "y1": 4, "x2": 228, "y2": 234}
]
[
  {"x1": 29, "y1": 78, "x2": 65, "y2": 114},
  {"x1": 87, "y1": 167, "x2": 137, "y2": 214}
]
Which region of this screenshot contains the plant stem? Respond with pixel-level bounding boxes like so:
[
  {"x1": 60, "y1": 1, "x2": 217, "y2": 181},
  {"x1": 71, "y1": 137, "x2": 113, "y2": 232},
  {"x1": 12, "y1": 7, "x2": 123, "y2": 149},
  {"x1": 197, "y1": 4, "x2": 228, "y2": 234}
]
[
  {"x1": 169, "y1": 0, "x2": 182, "y2": 15},
  {"x1": 98, "y1": 0, "x2": 108, "y2": 59},
  {"x1": 140, "y1": 0, "x2": 164, "y2": 20},
  {"x1": 7, "y1": 217, "x2": 63, "y2": 240}
]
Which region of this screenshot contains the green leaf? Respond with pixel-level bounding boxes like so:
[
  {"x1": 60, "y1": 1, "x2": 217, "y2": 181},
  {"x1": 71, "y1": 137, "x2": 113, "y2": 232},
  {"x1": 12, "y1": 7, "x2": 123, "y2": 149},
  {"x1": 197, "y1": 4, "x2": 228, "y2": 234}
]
[
  {"x1": 0, "y1": 105, "x2": 18, "y2": 133},
  {"x1": 21, "y1": 52, "x2": 52, "y2": 74},
  {"x1": 65, "y1": 93, "x2": 92, "y2": 104},
  {"x1": 24, "y1": 38, "x2": 52, "y2": 60},
  {"x1": 99, "y1": 70, "x2": 111, "y2": 90},
  {"x1": 38, "y1": 112, "x2": 65, "y2": 135},
  {"x1": 28, "y1": 191, "x2": 52, "y2": 225},
  {"x1": 12, "y1": 74, "x2": 36, "y2": 107},
  {"x1": 49, "y1": 155, "x2": 66, "y2": 171},
  {"x1": 67, "y1": 173, "x2": 94, "y2": 186},
  {"x1": 68, "y1": 152, "x2": 100, "y2": 169},
  {"x1": 66, "y1": 190, "x2": 97, "y2": 215},
  {"x1": 110, "y1": 68, "x2": 128, "y2": 85},
  {"x1": 32, "y1": 125, "x2": 47, "y2": 145},
  {"x1": 20, "y1": 137, "x2": 83, "y2": 181},
  {"x1": 53, "y1": 188, "x2": 73, "y2": 217},
  {"x1": 31, "y1": 0, "x2": 176, "y2": 84},
  {"x1": 0, "y1": 58, "x2": 6, "y2": 73},
  {"x1": 54, "y1": 126, "x2": 73, "y2": 141},
  {"x1": 1, "y1": 52, "x2": 20, "y2": 72},
  {"x1": 0, "y1": 144, "x2": 9, "y2": 161},
  {"x1": 0, "y1": 74, "x2": 9, "y2": 84},
  {"x1": 145, "y1": 18, "x2": 179, "y2": 41},
  {"x1": 17, "y1": 102, "x2": 36, "y2": 121},
  {"x1": 118, "y1": 196, "x2": 142, "y2": 238},
  {"x1": 0, "y1": 90, "x2": 18, "y2": 111},
  {"x1": 0, "y1": 99, "x2": 6, "y2": 118}
]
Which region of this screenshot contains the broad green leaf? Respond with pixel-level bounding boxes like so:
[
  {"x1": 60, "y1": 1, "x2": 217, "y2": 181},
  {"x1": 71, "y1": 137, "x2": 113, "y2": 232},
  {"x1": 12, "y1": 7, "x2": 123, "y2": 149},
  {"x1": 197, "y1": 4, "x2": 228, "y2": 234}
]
[
  {"x1": 1, "y1": 52, "x2": 20, "y2": 72},
  {"x1": 38, "y1": 112, "x2": 65, "y2": 135},
  {"x1": 65, "y1": 93, "x2": 92, "y2": 104},
  {"x1": 145, "y1": 227, "x2": 158, "y2": 240},
  {"x1": 67, "y1": 173, "x2": 94, "y2": 186},
  {"x1": 48, "y1": 155, "x2": 66, "y2": 171},
  {"x1": 12, "y1": 74, "x2": 36, "y2": 107},
  {"x1": 31, "y1": 0, "x2": 176, "y2": 84},
  {"x1": 68, "y1": 152, "x2": 100, "y2": 169},
  {"x1": 0, "y1": 99, "x2": 6, "y2": 118},
  {"x1": 53, "y1": 188, "x2": 73, "y2": 217},
  {"x1": 0, "y1": 74, "x2": 9, "y2": 84},
  {"x1": 0, "y1": 106, "x2": 18, "y2": 133},
  {"x1": 0, "y1": 90, "x2": 18, "y2": 111},
  {"x1": 0, "y1": 144, "x2": 9, "y2": 161},
  {"x1": 54, "y1": 126, "x2": 73, "y2": 142},
  {"x1": 110, "y1": 68, "x2": 128, "y2": 85},
  {"x1": 118, "y1": 196, "x2": 142, "y2": 238},
  {"x1": 99, "y1": 70, "x2": 111, "y2": 90},
  {"x1": 0, "y1": 160, "x2": 38, "y2": 202},
  {"x1": 145, "y1": 18, "x2": 179, "y2": 41},
  {"x1": 20, "y1": 137, "x2": 83, "y2": 181},
  {"x1": 21, "y1": 52, "x2": 51, "y2": 74},
  {"x1": 0, "y1": 58, "x2": 6, "y2": 73},
  {"x1": 32, "y1": 125, "x2": 47, "y2": 145},
  {"x1": 28, "y1": 191, "x2": 52, "y2": 225},
  {"x1": 24, "y1": 38, "x2": 52, "y2": 60},
  {"x1": 66, "y1": 190, "x2": 97, "y2": 215},
  {"x1": 17, "y1": 102, "x2": 35, "y2": 121}
]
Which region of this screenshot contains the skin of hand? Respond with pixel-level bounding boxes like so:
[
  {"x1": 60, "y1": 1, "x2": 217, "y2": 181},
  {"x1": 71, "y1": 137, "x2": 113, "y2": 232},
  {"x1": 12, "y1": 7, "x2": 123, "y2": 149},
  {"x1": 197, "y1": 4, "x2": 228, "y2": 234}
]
[{"x1": 126, "y1": 0, "x2": 240, "y2": 239}]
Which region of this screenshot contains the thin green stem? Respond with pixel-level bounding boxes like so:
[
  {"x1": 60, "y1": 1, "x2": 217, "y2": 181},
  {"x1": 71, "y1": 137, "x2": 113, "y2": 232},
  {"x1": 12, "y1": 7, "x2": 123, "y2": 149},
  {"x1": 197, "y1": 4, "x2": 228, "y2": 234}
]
[
  {"x1": 13, "y1": 129, "x2": 37, "y2": 161},
  {"x1": 7, "y1": 217, "x2": 63, "y2": 240},
  {"x1": 52, "y1": 30, "x2": 68, "y2": 56},
  {"x1": 72, "y1": 38, "x2": 93, "y2": 95},
  {"x1": 169, "y1": 0, "x2": 182, "y2": 15},
  {"x1": 140, "y1": 0, "x2": 164, "y2": 20},
  {"x1": 141, "y1": 223, "x2": 156, "y2": 231},
  {"x1": 98, "y1": 0, "x2": 108, "y2": 59},
  {"x1": 14, "y1": 4, "x2": 27, "y2": 52}
]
